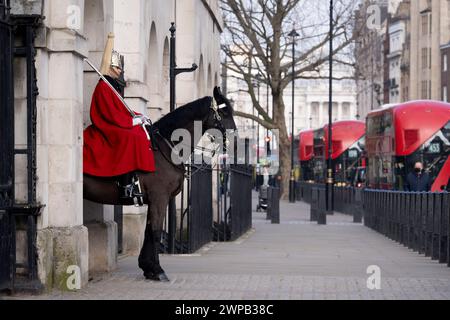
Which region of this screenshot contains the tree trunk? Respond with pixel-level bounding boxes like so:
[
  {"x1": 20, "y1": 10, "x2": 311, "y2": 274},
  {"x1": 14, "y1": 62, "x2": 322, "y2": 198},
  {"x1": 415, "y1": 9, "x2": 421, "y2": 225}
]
[{"x1": 272, "y1": 90, "x2": 291, "y2": 200}]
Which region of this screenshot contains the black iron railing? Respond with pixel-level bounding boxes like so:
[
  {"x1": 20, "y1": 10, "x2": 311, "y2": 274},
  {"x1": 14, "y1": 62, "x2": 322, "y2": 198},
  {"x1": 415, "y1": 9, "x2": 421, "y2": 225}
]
[
  {"x1": 363, "y1": 190, "x2": 449, "y2": 266},
  {"x1": 160, "y1": 163, "x2": 214, "y2": 254}
]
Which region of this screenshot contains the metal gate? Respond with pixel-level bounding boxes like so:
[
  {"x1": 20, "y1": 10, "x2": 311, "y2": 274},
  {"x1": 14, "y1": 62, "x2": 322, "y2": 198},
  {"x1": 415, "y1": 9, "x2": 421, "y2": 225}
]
[
  {"x1": 160, "y1": 163, "x2": 213, "y2": 254},
  {"x1": 0, "y1": 1, "x2": 44, "y2": 292},
  {"x1": 228, "y1": 164, "x2": 253, "y2": 241},
  {"x1": 185, "y1": 165, "x2": 213, "y2": 252},
  {"x1": 214, "y1": 138, "x2": 253, "y2": 241}
]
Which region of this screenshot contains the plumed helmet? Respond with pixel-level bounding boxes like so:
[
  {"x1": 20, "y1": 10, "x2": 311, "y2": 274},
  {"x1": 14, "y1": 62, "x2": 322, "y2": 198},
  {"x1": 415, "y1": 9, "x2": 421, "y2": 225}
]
[{"x1": 100, "y1": 33, "x2": 124, "y2": 75}]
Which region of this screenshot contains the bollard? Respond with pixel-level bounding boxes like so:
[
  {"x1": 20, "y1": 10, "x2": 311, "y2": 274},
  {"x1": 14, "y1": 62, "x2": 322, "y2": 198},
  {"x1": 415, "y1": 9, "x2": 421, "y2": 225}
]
[
  {"x1": 266, "y1": 187, "x2": 272, "y2": 221},
  {"x1": 310, "y1": 187, "x2": 319, "y2": 222},
  {"x1": 289, "y1": 178, "x2": 296, "y2": 203},
  {"x1": 295, "y1": 182, "x2": 302, "y2": 202},
  {"x1": 271, "y1": 187, "x2": 280, "y2": 224},
  {"x1": 317, "y1": 187, "x2": 327, "y2": 225}
]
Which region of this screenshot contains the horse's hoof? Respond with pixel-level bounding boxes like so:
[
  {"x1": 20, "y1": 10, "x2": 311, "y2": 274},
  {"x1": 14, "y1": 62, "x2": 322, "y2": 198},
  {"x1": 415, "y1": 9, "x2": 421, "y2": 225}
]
[{"x1": 144, "y1": 272, "x2": 170, "y2": 282}]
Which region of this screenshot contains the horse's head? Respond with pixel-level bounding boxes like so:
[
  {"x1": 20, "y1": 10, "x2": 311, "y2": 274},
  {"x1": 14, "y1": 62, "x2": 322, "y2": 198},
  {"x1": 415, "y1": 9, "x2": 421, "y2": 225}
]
[{"x1": 205, "y1": 87, "x2": 237, "y2": 135}]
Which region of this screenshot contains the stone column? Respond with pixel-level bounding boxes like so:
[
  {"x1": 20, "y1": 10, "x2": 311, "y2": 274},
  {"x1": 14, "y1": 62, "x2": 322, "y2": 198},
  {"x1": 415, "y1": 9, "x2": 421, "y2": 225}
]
[{"x1": 35, "y1": 0, "x2": 89, "y2": 290}]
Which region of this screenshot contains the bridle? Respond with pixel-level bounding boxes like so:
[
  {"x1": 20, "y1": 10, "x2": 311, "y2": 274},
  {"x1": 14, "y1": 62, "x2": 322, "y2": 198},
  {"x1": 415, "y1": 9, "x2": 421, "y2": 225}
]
[{"x1": 150, "y1": 102, "x2": 231, "y2": 179}]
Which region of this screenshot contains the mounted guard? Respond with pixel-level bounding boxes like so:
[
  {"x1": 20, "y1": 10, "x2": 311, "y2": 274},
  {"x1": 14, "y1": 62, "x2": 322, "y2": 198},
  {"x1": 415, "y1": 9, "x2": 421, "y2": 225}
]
[{"x1": 83, "y1": 33, "x2": 155, "y2": 206}]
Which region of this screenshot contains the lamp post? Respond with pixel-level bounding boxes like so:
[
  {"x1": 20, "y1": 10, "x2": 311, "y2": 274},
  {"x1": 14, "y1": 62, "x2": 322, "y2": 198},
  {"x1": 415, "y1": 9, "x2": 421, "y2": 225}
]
[
  {"x1": 168, "y1": 23, "x2": 198, "y2": 253},
  {"x1": 288, "y1": 27, "x2": 299, "y2": 203},
  {"x1": 266, "y1": 45, "x2": 271, "y2": 157},
  {"x1": 255, "y1": 73, "x2": 262, "y2": 165},
  {"x1": 322, "y1": 0, "x2": 334, "y2": 224}
]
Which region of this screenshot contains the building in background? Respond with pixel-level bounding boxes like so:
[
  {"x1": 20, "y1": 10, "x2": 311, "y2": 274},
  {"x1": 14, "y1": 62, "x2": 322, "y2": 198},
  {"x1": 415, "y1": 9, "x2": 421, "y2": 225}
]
[
  {"x1": 354, "y1": 0, "x2": 389, "y2": 120},
  {"x1": 409, "y1": 0, "x2": 450, "y2": 101},
  {"x1": 441, "y1": 42, "x2": 450, "y2": 102},
  {"x1": 354, "y1": 0, "x2": 450, "y2": 117},
  {"x1": 386, "y1": 1, "x2": 409, "y2": 104},
  {"x1": 227, "y1": 66, "x2": 357, "y2": 147}
]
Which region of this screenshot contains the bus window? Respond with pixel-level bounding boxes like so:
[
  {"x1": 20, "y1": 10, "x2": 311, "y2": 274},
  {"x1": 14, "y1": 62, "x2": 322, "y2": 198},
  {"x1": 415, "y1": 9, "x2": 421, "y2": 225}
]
[{"x1": 404, "y1": 121, "x2": 450, "y2": 186}]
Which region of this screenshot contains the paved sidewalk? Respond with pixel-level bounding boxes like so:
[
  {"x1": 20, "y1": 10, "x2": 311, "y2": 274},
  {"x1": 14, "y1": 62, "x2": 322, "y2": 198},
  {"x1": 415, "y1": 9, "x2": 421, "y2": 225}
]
[{"x1": 20, "y1": 193, "x2": 450, "y2": 300}]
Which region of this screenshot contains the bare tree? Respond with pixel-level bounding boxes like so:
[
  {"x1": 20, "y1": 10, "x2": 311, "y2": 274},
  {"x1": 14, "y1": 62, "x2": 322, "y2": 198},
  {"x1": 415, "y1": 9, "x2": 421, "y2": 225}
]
[{"x1": 221, "y1": 0, "x2": 359, "y2": 198}]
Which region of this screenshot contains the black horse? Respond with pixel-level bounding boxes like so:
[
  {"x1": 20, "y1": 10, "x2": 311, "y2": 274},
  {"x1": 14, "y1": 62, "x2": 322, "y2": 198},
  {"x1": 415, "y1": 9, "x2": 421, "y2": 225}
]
[{"x1": 84, "y1": 87, "x2": 236, "y2": 281}]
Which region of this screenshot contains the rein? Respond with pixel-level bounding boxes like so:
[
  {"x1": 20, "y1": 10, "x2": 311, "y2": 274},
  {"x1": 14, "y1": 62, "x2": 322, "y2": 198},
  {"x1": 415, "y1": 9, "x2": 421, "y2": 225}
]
[{"x1": 148, "y1": 105, "x2": 228, "y2": 180}]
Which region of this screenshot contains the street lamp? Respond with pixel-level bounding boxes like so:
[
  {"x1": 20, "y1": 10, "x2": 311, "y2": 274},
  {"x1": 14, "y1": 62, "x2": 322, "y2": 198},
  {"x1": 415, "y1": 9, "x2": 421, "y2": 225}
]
[
  {"x1": 255, "y1": 73, "x2": 262, "y2": 165},
  {"x1": 266, "y1": 45, "x2": 271, "y2": 157},
  {"x1": 322, "y1": 0, "x2": 334, "y2": 225},
  {"x1": 288, "y1": 27, "x2": 299, "y2": 203}
]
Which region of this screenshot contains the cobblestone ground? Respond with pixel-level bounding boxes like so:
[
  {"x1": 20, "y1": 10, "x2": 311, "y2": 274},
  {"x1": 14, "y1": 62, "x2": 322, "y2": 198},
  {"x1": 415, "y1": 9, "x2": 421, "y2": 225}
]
[{"x1": 15, "y1": 193, "x2": 450, "y2": 300}]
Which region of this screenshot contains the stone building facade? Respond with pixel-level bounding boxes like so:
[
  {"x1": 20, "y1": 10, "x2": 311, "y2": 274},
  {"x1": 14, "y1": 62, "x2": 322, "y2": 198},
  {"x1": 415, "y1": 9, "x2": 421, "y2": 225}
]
[
  {"x1": 409, "y1": 0, "x2": 450, "y2": 101},
  {"x1": 355, "y1": 0, "x2": 450, "y2": 114},
  {"x1": 354, "y1": 0, "x2": 389, "y2": 120},
  {"x1": 11, "y1": 0, "x2": 222, "y2": 291},
  {"x1": 386, "y1": 2, "x2": 409, "y2": 104}
]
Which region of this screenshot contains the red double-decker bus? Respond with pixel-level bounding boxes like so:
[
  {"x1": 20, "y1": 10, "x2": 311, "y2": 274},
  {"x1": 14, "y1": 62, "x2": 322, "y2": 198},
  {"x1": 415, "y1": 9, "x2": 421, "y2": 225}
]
[
  {"x1": 298, "y1": 130, "x2": 314, "y2": 181},
  {"x1": 312, "y1": 121, "x2": 366, "y2": 185},
  {"x1": 366, "y1": 101, "x2": 450, "y2": 192}
]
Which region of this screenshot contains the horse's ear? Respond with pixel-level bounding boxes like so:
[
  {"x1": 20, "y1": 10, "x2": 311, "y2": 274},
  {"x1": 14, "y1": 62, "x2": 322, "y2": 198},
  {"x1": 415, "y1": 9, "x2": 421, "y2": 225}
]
[
  {"x1": 214, "y1": 86, "x2": 234, "y2": 115},
  {"x1": 214, "y1": 87, "x2": 225, "y2": 105}
]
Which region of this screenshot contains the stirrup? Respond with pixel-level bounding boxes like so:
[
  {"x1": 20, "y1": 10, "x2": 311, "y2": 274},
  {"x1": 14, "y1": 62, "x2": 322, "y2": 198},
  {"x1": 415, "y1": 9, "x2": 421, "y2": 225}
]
[
  {"x1": 132, "y1": 175, "x2": 144, "y2": 207},
  {"x1": 120, "y1": 184, "x2": 134, "y2": 199}
]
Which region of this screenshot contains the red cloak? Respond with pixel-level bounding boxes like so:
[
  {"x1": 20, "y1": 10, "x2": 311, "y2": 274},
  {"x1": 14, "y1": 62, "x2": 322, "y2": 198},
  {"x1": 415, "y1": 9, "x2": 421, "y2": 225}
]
[{"x1": 83, "y1": 80, "x2": 155, "y2": 177}]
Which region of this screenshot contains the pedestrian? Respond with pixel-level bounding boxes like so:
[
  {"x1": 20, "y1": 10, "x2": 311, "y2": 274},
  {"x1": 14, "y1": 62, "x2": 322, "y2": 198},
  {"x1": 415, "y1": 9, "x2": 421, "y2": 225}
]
[{"x1": 404, "y1": 161, "x2": 431, "y2": 192}]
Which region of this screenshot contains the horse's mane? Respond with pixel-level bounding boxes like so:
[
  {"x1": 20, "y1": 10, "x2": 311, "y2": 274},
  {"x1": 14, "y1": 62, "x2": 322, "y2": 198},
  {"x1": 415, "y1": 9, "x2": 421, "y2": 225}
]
[{"x1": 154, "y1": 96, "x2": 212, "y2": 137}]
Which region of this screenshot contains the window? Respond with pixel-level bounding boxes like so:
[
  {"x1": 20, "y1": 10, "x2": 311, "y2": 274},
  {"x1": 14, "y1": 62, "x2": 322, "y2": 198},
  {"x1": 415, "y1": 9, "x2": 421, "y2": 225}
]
[
  {"x1": 444, "y1": 54, "x2": 448, "y2": 72},
  {"x1": 429, "y1": 80, "x2": 432, "y2": 98},
  {"x1": 429, "y1": 48, "x2": 432, "y2": 69},
  {"x1": 422, "y1": 48, "x2": 429, "y2": 69},
  {"x1": 421, "y1": 80, "x2": 428, "y2": 99},
  {"x1": 367, "y1": 112, "x2": 393, "y2": 136},
  {"x1": 429, "y1": 14, "x2": 432, "y2": 34},
  {"x1": 422, "y1": 14, "x2": 429, "y2": 35}
]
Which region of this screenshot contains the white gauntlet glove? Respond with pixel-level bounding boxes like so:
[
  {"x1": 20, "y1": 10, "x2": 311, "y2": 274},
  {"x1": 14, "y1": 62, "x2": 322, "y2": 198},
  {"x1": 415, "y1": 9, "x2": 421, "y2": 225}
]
[{"x1": 132, "y1": 116, "x2": 145, "y2": 126}]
